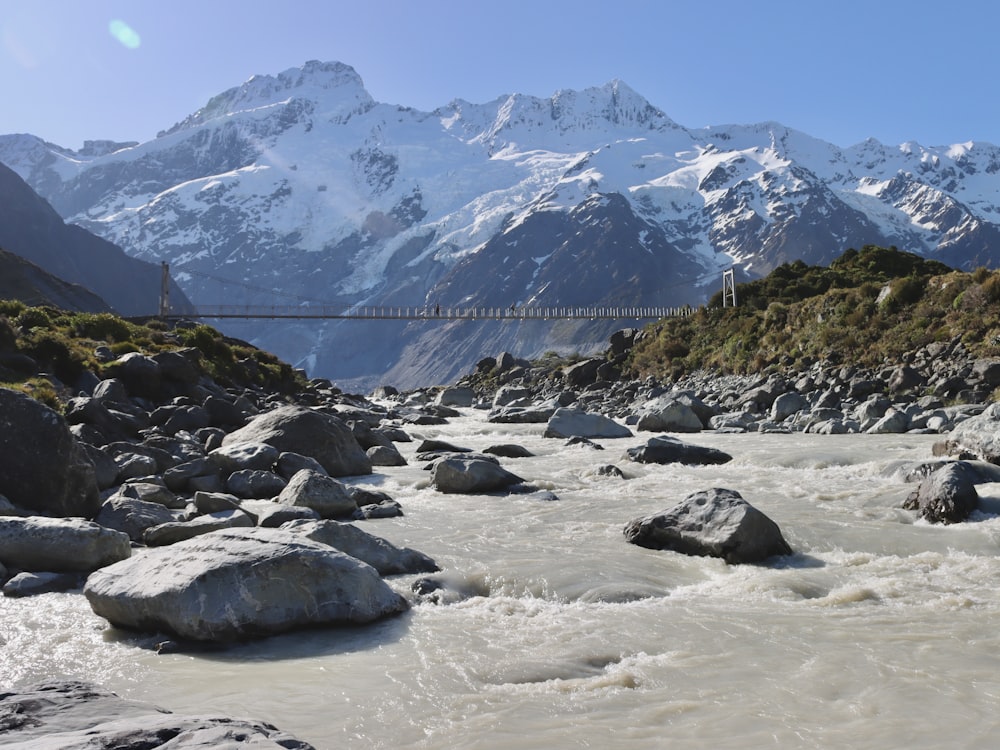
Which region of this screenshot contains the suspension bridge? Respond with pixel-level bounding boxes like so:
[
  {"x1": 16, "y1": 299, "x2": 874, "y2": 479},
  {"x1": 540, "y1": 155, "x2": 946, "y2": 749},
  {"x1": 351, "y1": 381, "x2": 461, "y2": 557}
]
[
  {"x1": 156, "y1": 266, "x2": 735, "y2": 321},
  {"x1": 163, "y1": 303, "x2": 695, "y2": 321}
]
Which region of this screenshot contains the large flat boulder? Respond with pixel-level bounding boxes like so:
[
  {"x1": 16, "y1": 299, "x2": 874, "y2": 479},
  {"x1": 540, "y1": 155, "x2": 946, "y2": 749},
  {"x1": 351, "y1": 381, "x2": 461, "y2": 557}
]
[
  {"x1": 624, "y1": 488, "x2": 792, "y2": 564},
  {"x1": 487, "y1": 403, "x2": 558, "y2": 424},
  {"x1": 0, "y1": 387, "x2": 101, "y2": 518},
  {"x1": 0, "y1": 680, "x2": 316, "y2": 749},
  {"x1": 0, "y1": 517, "x2": 130, "y2": 573},
  {"x1": 624, "y1": 435, "x2": 733, "y2": 465},
  {"x1": 143, "y1": 509, "x2": 255, "y2": 546},
  {"x1": 222, "y1": 405, "x2": 371, "y2": 477},
  {"x1": 84, "y1": 527, "x2": 409, "y2": 642},
  {"x1": 543, "y1": 407, "x2": 632, "y2": 439}
]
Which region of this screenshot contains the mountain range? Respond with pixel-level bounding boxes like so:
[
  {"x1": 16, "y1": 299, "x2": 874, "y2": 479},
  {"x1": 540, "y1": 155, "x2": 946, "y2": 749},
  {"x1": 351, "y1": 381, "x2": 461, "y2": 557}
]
[{"x1": 3, "y1": 59, "x2": 999, "y2": 389}]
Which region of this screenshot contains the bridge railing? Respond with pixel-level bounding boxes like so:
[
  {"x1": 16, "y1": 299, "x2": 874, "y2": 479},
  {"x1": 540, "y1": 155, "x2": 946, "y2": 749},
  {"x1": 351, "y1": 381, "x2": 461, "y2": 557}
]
[{"x1": 165, "y1": 304, "x2": 694, "y2": 320}]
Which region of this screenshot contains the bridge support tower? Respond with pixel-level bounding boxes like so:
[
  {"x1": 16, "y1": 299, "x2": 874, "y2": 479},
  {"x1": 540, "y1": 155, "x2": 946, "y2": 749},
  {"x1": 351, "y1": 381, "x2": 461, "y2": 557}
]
[
  {"x1": 159, "y1": 262, "x2": 170, "y2": 317},
  {"x1": 722, "y1": 268, "x2": 737, "y2": 307}
]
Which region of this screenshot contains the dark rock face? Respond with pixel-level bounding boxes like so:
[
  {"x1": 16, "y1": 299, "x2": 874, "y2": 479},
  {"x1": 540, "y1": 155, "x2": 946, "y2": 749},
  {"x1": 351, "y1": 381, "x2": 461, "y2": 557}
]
[
  {"x1": 623, "y1": 488, "x2": 793, "y2": 564},
  {"x1": 624, "y1": 435, "x2": 733, "y2": 466},
  {"x1": 0, "y1": 161, "x2": 192, "y2": 316},
  {"x1": 902, "y1": 462, "x2": 980, "y2": 524},
  {"x1": 222, "y1": 405, "x2": 372, "y2": 477},
  {"x1": 0, "y1": 387, "x2": 101, "y2": 518},
  {"x1": 0, "y1": 247, "x2": 111, "y2": 312},
  {"x1": 0, "y1": 680, "x2": 316, "y2": 749}
]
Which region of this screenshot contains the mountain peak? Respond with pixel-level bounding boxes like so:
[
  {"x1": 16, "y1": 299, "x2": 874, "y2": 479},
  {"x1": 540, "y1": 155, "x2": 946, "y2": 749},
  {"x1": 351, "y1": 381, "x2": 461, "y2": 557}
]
[
  {"x1": 161, "y1": 60, "x2": 374, "y2": 135},
  {"x1": 547, "y1": 78, "x2": 676, "y2": 131}
]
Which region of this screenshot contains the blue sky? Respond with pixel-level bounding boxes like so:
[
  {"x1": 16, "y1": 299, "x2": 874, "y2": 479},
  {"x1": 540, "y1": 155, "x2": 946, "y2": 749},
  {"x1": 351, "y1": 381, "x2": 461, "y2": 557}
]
[{"x1": 2, "y1": 0, "x2": 997, "y2": 151}]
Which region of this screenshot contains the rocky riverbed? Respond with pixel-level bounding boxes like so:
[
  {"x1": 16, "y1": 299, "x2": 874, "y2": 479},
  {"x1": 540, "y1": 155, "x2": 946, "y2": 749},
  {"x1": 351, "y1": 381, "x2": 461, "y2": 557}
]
[{"x1": 3, "y1": 334, "x2": 1000, "y2": 746}]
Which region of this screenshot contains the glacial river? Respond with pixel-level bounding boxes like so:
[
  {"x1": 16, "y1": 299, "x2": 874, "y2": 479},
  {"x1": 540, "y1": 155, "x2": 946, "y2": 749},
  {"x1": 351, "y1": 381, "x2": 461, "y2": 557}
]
[{"x1": 5, "y1": 411, "x2": 1000, "y2": 749}]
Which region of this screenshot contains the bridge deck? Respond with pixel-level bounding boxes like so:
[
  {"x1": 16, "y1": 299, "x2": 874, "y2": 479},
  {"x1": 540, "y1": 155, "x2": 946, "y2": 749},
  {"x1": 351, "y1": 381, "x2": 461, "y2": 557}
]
[{"x1": 164, "y1": 305, "x2": 692, "y2": 321}]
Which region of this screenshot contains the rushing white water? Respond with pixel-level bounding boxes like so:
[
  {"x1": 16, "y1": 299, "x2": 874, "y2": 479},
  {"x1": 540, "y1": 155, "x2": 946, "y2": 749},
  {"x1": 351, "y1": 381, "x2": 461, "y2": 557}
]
[{"x1": 5, "y1": 412, "x2": 1000, "y2": 749}]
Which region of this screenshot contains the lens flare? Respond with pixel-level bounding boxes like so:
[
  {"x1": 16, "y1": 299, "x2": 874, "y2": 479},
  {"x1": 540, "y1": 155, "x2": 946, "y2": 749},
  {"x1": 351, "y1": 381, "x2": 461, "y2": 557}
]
[{"x1": 108, "y1": 19, "x2": 141, "y2": 50}]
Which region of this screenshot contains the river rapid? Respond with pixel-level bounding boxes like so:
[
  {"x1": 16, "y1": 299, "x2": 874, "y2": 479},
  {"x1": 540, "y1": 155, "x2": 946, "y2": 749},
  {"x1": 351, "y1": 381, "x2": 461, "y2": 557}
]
[{"x1": 5, "y1": 410, "x2": 1000, "y2": 749}]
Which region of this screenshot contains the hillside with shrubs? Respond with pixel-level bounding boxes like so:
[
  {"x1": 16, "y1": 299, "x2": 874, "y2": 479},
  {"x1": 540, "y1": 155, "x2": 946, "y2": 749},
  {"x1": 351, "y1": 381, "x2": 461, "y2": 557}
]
[{"x1": 626, "y1": 245, "x2": 1000, "y2": 383}]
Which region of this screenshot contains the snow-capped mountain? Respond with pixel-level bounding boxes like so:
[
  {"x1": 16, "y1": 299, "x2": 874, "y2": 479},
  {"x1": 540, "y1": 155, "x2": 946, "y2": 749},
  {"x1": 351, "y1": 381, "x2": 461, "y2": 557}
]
[{"x1": 3, "y1": 59, "x2": 1000, "y2": 389}]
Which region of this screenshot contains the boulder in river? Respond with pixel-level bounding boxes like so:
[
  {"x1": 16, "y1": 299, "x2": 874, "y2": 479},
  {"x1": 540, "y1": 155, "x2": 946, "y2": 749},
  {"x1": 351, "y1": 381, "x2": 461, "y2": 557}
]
[
  {"x1": 430, "y1": 456, "x2": 525, "y2": 494},
  {"x1": 3, "y1": 570, "x2": 83, "y2": 597},
  {"x1": 487, "y1": 403, "x2": 558, "y2": 424},
  {"x1": 624, "y1": 435, "x2": 733, "y2": 466},
  {"x1": 623, "y1": 488, "x2": 792, "y2": 564},
  {"x1": 0, "y1": 517, "x2": 130, "y2": 573},
  {"x1": 902, "y1": 462, "x2": 980, "y2": 524},
  {"x1": 938, "y1": 402, "x2": 1000, "y2": 464},
  {"x1": 84, "y1": 527, "x2": 409, "y2": 642},
  {"x1": 635, "y1": 395, "x2": 704, "y2": 432},
  {"x1": 543, "y1": 407, "x2": 632, "y2": 439},
  {"x1": 283, "y1": 519, "x2": 439, "y2": 575},
  {"x1": 483, "y1": 443, "x2": 535, "y2": 458}
]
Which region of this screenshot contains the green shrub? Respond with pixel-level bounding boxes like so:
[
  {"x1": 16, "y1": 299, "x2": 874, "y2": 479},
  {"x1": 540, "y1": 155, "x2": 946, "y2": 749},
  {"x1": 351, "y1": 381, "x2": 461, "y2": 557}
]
[
  {"x1": 71, "y1": 312, "x2": 134, "y2": 343},
  {"x1": 16, "y1": 307, "x2": 53, "y2": 330},
  {"x1": 0, "y1": 316, "x2": 16, "y2": 349},
  {"x1": 22, "y1": 330, "x2": 86, "y2": 384},
  {"x1": 0, "y1": 300, "x2": 26, "y2": 318},
  {"x1": 879, "y1": 276, "x2": 925, "y2": 313},
  {"x1": 1, "y1": 376, "x2": 61, "y2": 409},
  {"x1": 981, "y1": 273, "x2": 1000, "y2": 304},
  {"x1": 110, "y1": 341, "x2": 140, "y2": 355}
]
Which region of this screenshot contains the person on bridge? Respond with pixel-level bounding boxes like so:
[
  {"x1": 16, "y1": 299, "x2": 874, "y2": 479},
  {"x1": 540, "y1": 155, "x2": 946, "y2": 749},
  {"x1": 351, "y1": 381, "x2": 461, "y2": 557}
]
[{"x1": 435, "y1": 303, "x2": 440, "y2": 316}]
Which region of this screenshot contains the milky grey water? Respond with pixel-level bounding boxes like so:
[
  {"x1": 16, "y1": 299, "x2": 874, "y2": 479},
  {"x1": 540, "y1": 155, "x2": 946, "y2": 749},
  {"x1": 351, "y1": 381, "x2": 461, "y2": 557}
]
[{"x1": 5, "y1": 412, "x2": 1000, "y2": 749}]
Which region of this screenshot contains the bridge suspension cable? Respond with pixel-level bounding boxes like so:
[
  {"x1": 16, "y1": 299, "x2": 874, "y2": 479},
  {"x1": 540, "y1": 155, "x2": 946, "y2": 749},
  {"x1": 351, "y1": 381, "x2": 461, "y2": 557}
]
[
  {"x1": 164, "y1": 304, "x2": 694, "y2": 321},
  {"x1": 157, "y1": 262, "x2": 730, "y2": 321}
]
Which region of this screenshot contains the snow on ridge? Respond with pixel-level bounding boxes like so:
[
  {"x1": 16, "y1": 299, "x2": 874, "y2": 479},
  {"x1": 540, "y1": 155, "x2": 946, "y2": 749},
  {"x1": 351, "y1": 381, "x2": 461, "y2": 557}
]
[
  {"x1": 161, "y1": 60, "x2": 374, "y2": 136},
  {"x1": 10, "y1": 59, "x2": 1000, "y2": 315}
]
